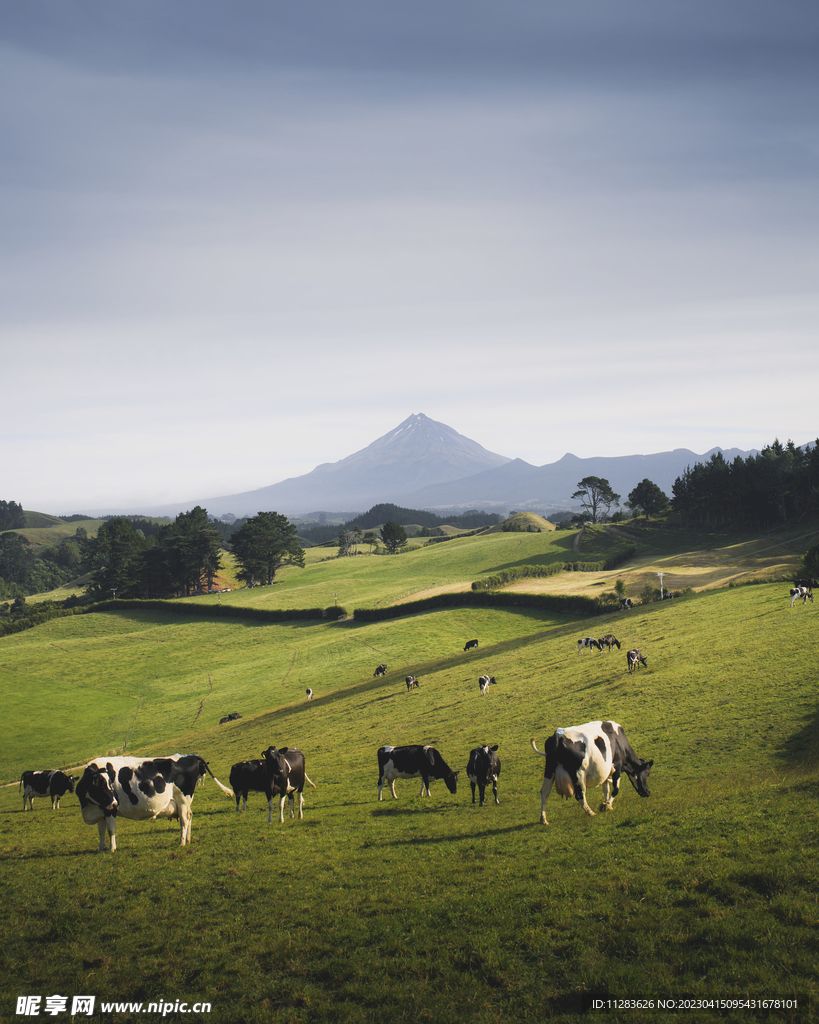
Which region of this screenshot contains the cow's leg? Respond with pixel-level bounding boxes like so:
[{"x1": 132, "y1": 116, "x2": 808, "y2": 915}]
[
  {"x1": 539, "y1": 775, "x2": 555, "y2": 824},
  {"x1": 99, "y1": 817, "x2": 117, "y2": 852},
  {"x1": 297, "y1": 791, "x2": 304, "y2": 819},
  {"x1": 267, "y1": 797, "x2": 275, "y2": 824},
  {"x1": 470, "y1": 781, "x2": 477, "y2": 804},
  {"x1": 574, "y1": 772, "x2": 595, "y2": 816},
  {"x1": 279, "y1": 795, "x2": 286, "y2": 824},
  {"x1": 492, "y1": 779, "x2": 499, "y2": 805},
  {"x1": 389, "y1": 780, "x2": 398, "y2": 800}
]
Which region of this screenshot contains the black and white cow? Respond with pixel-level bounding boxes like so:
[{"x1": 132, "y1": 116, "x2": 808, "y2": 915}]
[
  {"x1": 305, "y1": 688, "x2": 313, "y2": 700},
  {"x1": 626, "y1": 649, "x2": 648, "y2": 673},
  {"x1": 794, "y1": 578, "x2": 818, "y2": 593},
  {"x1": 464, "y1": 639, "x2": 479, "y2": 652},
  {"x1": 19, "y1": 770, "x2": 75, "y2": 811},
  {"x1": 377, "y1": 745, "x2": 459, "y2": 800},
  {"x1": 405, "y1": 675, "x2": 419, "y2": 691},
  {"x1": 577, "y1": 637, "x2": 602, "y2": 653},
  {"x1": 219, "y1": 712, "x2": 242, "y2": 724},
  {"x1": 478, "y1": 675, "x2": 496, "y2": 695},
  {"x1": 466, "y1": 745, "x2": 501, "y2": 806},
  {"x1": 530, "y1": 721, "x2": 653, "y2": 824},
  {"x1": 790, "y1": 587, "x2": 814, "y2": 607},
  {"x1": 374, "y1": 663, "x2": 387, "y2": 677},
  {"x1": 262, "y1": 746, "x2": 316, "y2": 823},
  {"x1": 598, "y1": 634, "x2": 621, "y2": 653},
  {"x1": 619, "y1": 598, "x2": 634, "y2": 611},
  {"x1": 75, "y1": 754, "x2": 233, "y2": 851}
]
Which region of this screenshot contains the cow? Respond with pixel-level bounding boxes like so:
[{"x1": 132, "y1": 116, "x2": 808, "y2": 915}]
[
  {"x1": 619, "y1": 598, "x2": 634, "y2": 611},
  {"x1": 790, "y1": 587, "x2": 814, "y2": 607},
  {"x1": 75, "y1": 754, "x2": 233, "y2": 852},
  {"x1": 794, "y1": 578, "x2": 818, "y2": 593},
  {"x1": 466, "y1": 745, "x2": 501, "y2": 806},
  {"x1": 598, "y1": 634, "x2": 621, "y2": 653},
  {"x1": 374, "y1": 663, "x2": 387, "y2": 677},
  {"x1": 219, "y1": 713, "x2": 242, "y2": 724},
  {"x1": 377, "y1": 745, "x2": 459, "y2": 800},
  {"x1": 305, "y1": 688, "x2": 313, "y2": 700},
  {"x1": 464, "y1": 639, "x2": 479, "y2": 652},
  {"x1": 19, "y1": 770, "x2": 75, "y2": 811},
  {"x1": 530, "y1": 721, "x2": 653, "y2": 824},
  {"x1": 627, "y1": 649, "x2": 648, "y2": 673},
  {"x1": 478, "y1": 674, "x2": 496, "y2": 695},
  {"x1": 405, "y1": 675, "x2": 419, "y2": 691},
  {"x1": 262, "y1": 746, "x2": 316, "y2": 823},
  {"x1": 577, "y1": 637, "x2": 602, "y2": 654},
  {"x1": 230, "y1": 758, "x2": 280, "y2": 822}
]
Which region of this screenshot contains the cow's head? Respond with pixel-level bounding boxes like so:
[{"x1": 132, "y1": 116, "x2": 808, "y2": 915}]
[
  {"x1": 262, "y1": 746, "x2": 290, "y2": 787},
  {"x1": 444, "y1": 770, "x2": 460, "y2": 795},
  {"x1": 476, "y1": 745, "x2": 500, "y2": 779},
  {"x1": 75, "y1": 764, "x2": 117, "y2": 815},
  {"x1": 624, "y1": 758, "x2": 653, "y2": 798}
]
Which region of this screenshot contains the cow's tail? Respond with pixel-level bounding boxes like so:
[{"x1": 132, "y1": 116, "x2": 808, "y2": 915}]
[
  {"x1": 530, "y1": 738, "x2": 546, "y2": 758},
  {"x1": 201, "y1": 760, "x2": 235, "y2": 799},
  {"x1": 304, "y1": 773, "x2": 317, "y2": 790}
]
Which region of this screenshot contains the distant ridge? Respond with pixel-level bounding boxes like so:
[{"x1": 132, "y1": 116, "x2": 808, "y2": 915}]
[{"x1": 75, "y1": 414, "x2": 760, "y2": 519}]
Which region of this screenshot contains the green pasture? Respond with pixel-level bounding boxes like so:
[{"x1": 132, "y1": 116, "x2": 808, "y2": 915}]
[
  {"x1": 1, "y1": 571, "x2": 818, "y2": 1022},
  {"x1": 175, "y1": 526, "x2": 630, "y2": 614}
]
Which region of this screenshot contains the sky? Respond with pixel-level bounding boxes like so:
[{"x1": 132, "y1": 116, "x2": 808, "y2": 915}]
[{"x1": 2, "y1": 0, "x2": 817, "y2": 514}]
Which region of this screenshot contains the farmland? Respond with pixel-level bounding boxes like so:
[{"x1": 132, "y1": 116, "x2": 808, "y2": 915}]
[{"x1": 1, "y1": 522, "x2": 817, "y2": 1023}]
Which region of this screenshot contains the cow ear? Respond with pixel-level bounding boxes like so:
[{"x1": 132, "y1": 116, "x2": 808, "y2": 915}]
[{"x1": 490, "y1": 745, "x2": 499, "y2": 752}]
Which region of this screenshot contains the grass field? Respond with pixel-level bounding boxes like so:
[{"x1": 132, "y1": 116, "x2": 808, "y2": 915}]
[{"x1": 1, "y1": 523, "x2": 817, "y2": 1022}]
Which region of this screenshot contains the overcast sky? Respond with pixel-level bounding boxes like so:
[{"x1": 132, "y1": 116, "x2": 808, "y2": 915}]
[{"x1": 3, "y1": 0, "x2": 817, "y2": 514}]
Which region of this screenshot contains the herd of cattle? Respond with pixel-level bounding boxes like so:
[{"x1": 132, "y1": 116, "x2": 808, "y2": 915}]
[{"x1": 16, "y1": 578, "x2": 811, "y2": 851}]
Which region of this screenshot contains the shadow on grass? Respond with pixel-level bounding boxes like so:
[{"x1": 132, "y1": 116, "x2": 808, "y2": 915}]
[{"x1": 776, "y1": 704, "x2": 819, "y2": 769}]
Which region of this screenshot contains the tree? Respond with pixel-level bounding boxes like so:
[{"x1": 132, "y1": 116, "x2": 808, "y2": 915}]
[
  {"x1": 800, "y1": 543, "x2": 819, "y2": 579},
  {"x1": 571, "y1": 477, "x2": 621, "y2": 524},
  {"x1": 88, "y1": 518, "x2": 146, "y2": 598},
  {"x1": 626, "y1": 479, "x2": 670, "y2": 520},
  {"x1": 380, "y1": 520, "x2": 407, "y2": 555},
  {"x1": 230, "y1": 511, "x2": 305, "y2": 586},
  {"x1": 163, "y1": 507, "x2": 223, "y2": 595},
  {"x1": 0, "y1": 500, "x2": 26, "y2": 531}
]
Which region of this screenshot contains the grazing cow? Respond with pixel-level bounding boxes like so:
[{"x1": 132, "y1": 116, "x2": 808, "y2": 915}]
[
  {"x1": 466, "y1": 745, "x2": 501, "y2": 806},
  {"x1": 405, "y1": 675, "x2": 419, "y2": 691},
  {"x1": 598, "y1": 634, "x2": 621, "y2": 653},
  {"x1": 219, "y1": 712, "x2": 242, "y2": 724},
  {"x1": 464, "y1": 639, "x2": 479, "y2": 652},
  {"x1": 577, "y1": 637, "x2": 602, "y2": 654},
  {"x1": 790, "y1": 587, "x2": 814, "y2": 607},
  {"x1": 377, "y1": 745, "x2": 459, "y2": 800},
  {"x1": 530, "y1": 721, "x2": 653, "y2": 824},
  {"x1": 75, "y1": 754, "x2": 234, "y2": 852},
  {"x1": 261, "y1": 746, "x2": 316, "y2": 822},
  {"x1": 19, "y1": 770, "x2": 75, "y2": 811},
  {"x1": 619, "y1": 598, "x2": 633, "y2": 611},
  {"x1": 478, "y1": 674, "x2": 496, "y2": 695},
  {"x1": 626, "y1": 649, "x2": 648, "y2": 673},
  {"x1": 305, "y1": 688, "x2": 313, "y2": 700},
  {"x1": 374, "y1": 663, "x2": 387, "y2": 677}
]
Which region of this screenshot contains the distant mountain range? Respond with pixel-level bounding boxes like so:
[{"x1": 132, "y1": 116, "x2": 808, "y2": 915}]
[{"x1": 78, "y1": 412, "x2": 760, "y2": 519}]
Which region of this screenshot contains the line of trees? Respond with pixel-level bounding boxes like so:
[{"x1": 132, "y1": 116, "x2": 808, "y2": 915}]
[{"x1": 671, "y1": 439, "x2": 819, "y2": 528}]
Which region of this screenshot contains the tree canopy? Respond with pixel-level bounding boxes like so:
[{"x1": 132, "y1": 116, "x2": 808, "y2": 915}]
[
  {"x1": 380, "y1": 520, "x2": 408, "y2": 554},
  {"x1": 626, "y1": 479, "x2": 669, "y2": 520},
  {"x1": 571, "y1": 477, "x2": 621, "y2": 524},
  {"x1": 230, "y1": 511, "x2": 305, "y2": 586}
]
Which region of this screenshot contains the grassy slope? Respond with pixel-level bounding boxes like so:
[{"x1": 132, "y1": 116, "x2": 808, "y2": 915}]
[{"x1": 1, "y1": 525, "x2": 817, "y2": 1022}]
